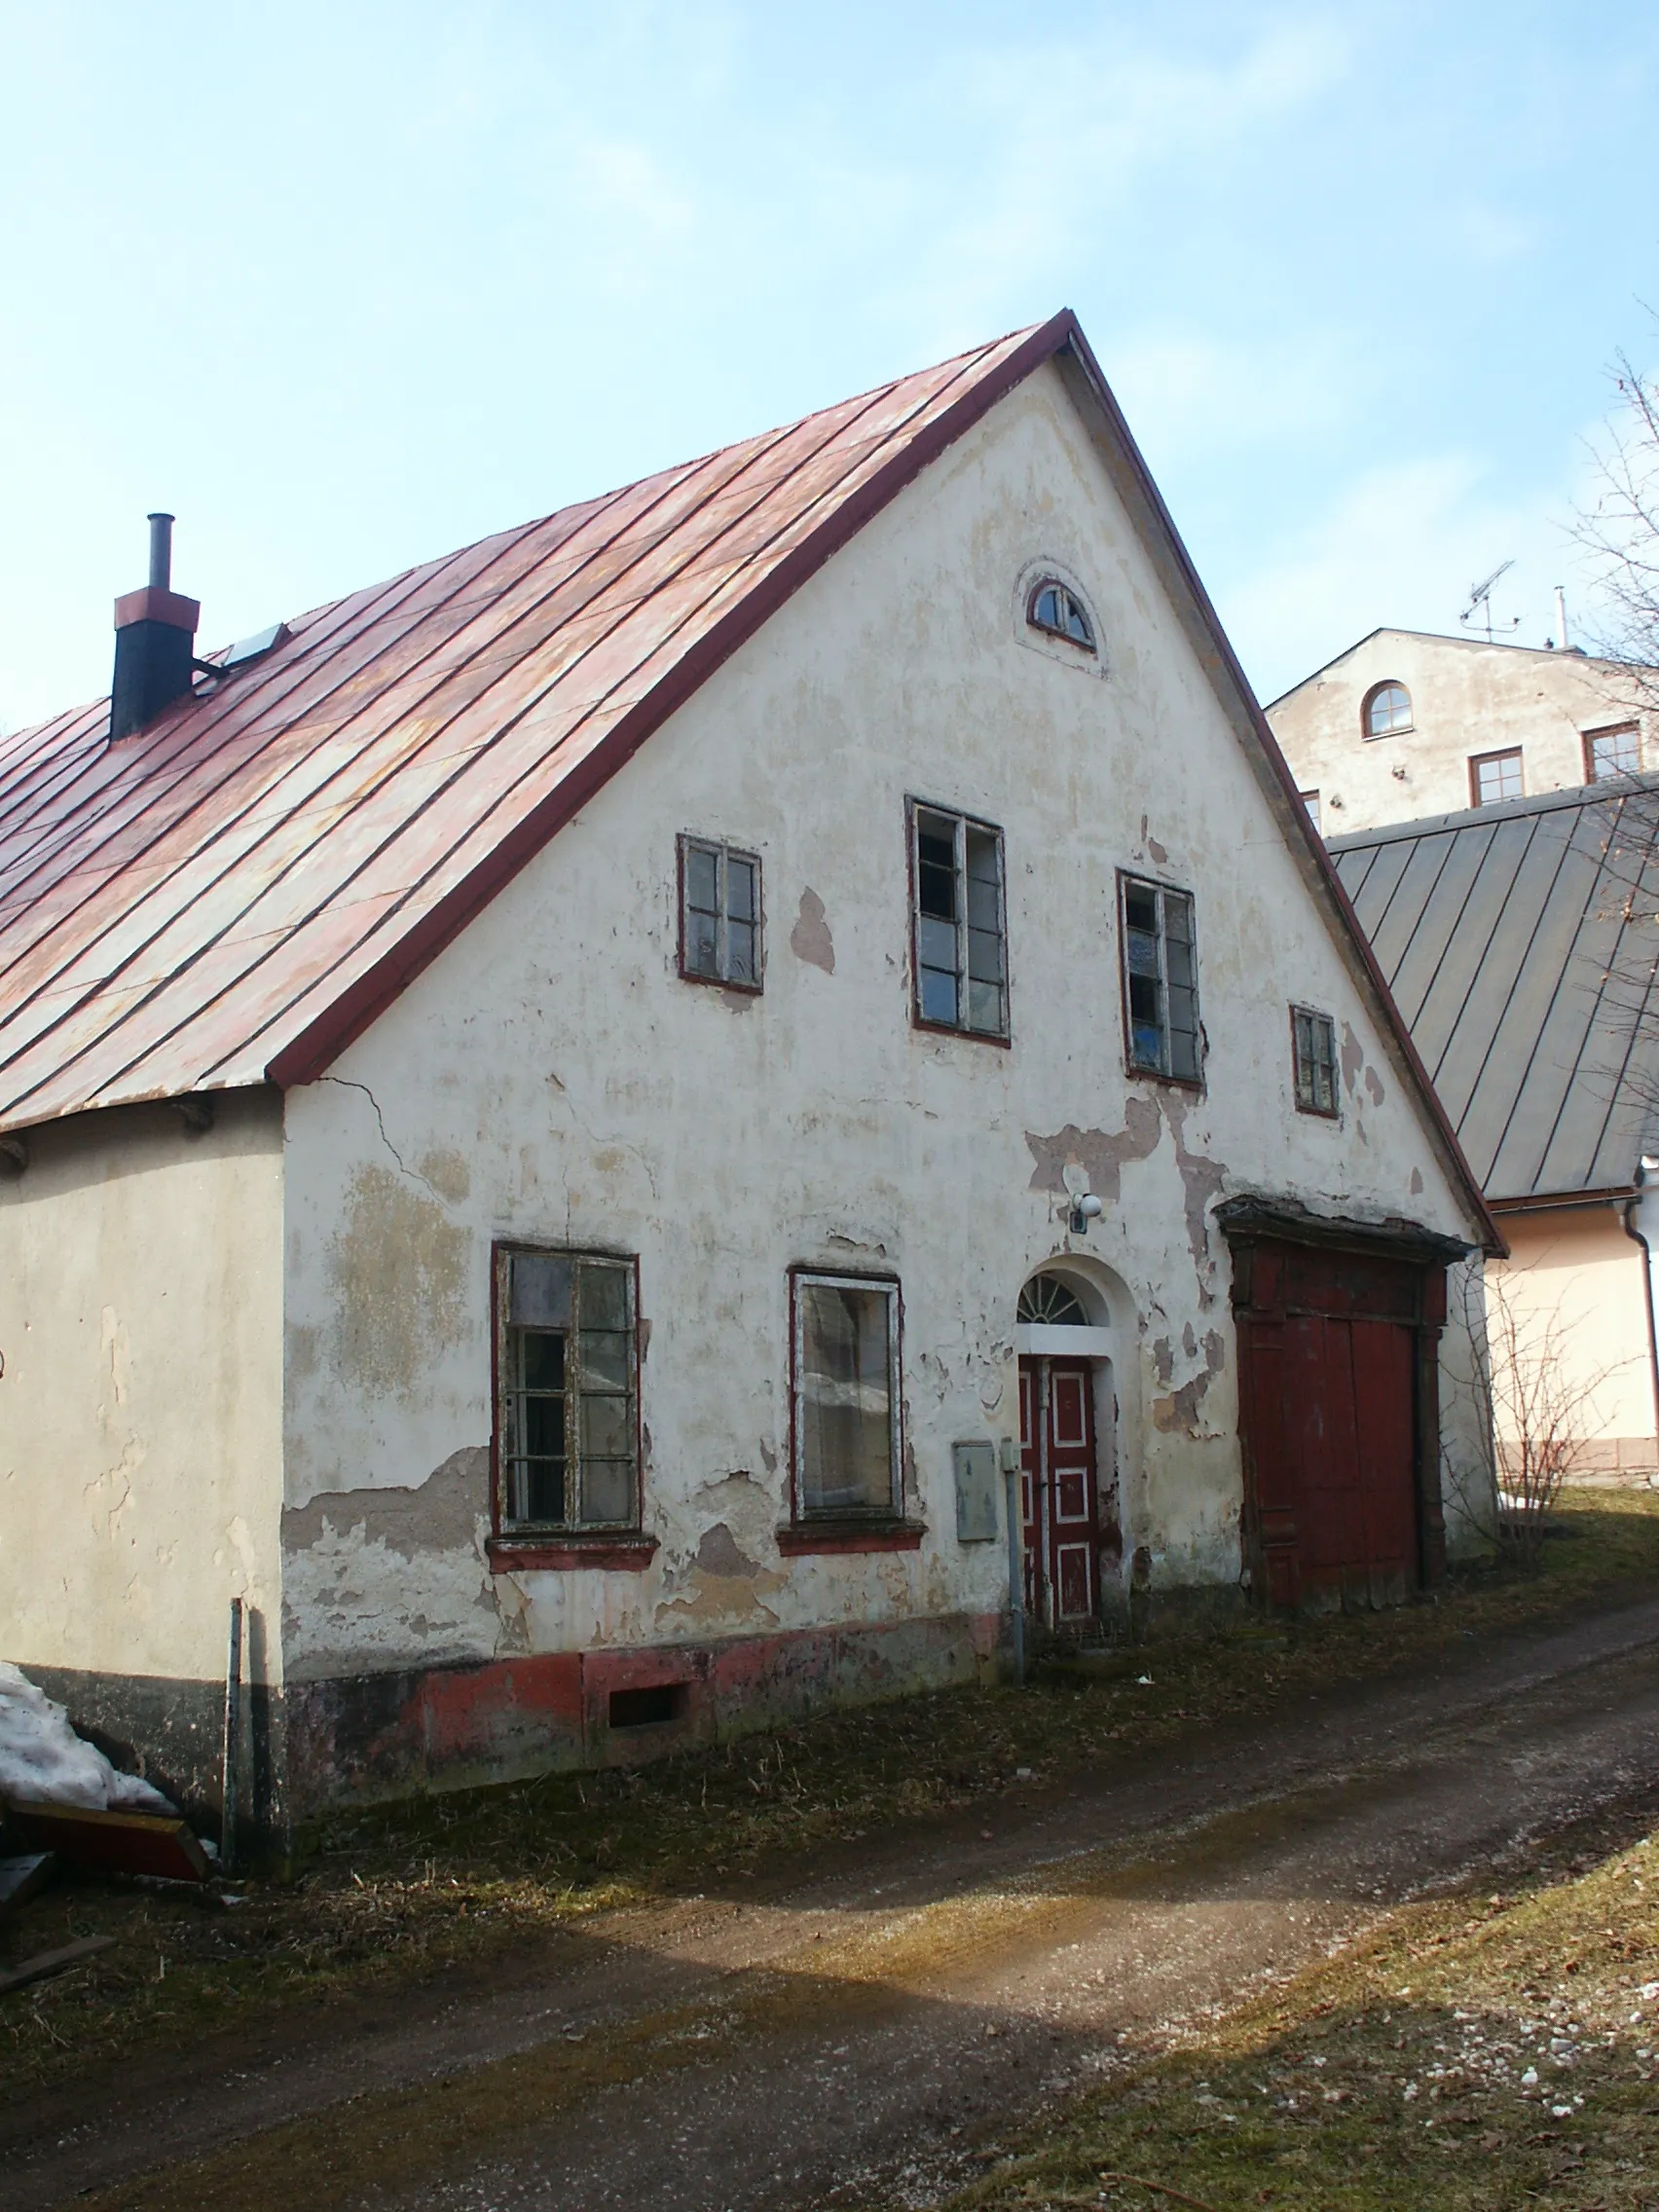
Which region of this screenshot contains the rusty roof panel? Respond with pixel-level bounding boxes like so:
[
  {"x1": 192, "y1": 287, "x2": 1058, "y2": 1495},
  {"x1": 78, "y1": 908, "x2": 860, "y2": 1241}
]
[
  {"x1": 1330, "y1": 782, "x2": 1659, "y2": 1199},
  {"x1": 0, "y1": 325, "x2": 1048, "y2": 1131}
]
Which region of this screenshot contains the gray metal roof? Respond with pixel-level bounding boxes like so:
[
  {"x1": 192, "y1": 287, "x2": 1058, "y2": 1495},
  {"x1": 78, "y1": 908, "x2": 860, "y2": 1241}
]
[{"x1": 1328, "y1": 779, "x2": 1659, "y2": 1201}]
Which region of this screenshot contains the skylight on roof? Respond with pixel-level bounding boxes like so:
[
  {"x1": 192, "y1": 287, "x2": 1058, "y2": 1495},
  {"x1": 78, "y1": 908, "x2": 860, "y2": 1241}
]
[{"x1": 220, "y1": 622, "x2": 290, "y2": 672}]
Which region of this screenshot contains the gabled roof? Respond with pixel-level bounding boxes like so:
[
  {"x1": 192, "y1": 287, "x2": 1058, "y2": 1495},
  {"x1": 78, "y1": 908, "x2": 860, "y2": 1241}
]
[
  {"x1": 1263, "y1": 626, "x2": 1611, "y2": 711},
  {"x1": 0, "y1": 310, "x2": 1499, "y2": 1246},
  {"x1": 1329, "y1": 780, "x2": 1659, "y2": 1202}
]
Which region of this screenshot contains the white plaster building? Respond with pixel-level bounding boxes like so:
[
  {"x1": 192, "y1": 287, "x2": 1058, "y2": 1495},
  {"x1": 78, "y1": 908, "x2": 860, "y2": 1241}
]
[{"x1": 0, "y1": 315, "x2": 1498, "y2": 1840}]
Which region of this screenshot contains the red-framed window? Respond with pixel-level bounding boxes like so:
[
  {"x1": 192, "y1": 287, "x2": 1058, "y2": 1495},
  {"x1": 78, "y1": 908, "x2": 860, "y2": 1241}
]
[
  {"x1": 790, "y1": 1269, "x2": 903, "y2": 1523},
  {"x1": 492, "y1": 1245, "x2": 642, "y2": 1535},
  {"x1": 907, "y1": 798, "x2": 1009, "y2": 1041}
]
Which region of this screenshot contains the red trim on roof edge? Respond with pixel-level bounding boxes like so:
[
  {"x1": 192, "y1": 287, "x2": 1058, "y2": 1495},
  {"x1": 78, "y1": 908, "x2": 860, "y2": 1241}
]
[
  {"x1": 261, "y1": 307, "x2": 1498, "y2": 1258},
  {"x1": 265, "y1": 312, "x2": 1070, "y2": 1091},
  {"x1": 1053, "y1": 320, "x2": 1503, "y2": 1259}
]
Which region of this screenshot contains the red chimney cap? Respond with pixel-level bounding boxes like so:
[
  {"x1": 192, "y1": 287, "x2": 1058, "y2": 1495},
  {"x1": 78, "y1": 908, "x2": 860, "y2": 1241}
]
[{"x1": 114, "y1": 585, "x2": 201, "y2": 633}]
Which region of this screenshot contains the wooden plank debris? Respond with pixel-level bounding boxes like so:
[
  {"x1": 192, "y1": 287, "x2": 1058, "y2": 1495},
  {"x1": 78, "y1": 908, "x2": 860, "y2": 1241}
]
[
  {"x1": 3, "y1": 1800, "x2": 211, "y2": 1883},
  {"x1": 0, "y1": 1935, "x2": 115, "y2": 1996}
]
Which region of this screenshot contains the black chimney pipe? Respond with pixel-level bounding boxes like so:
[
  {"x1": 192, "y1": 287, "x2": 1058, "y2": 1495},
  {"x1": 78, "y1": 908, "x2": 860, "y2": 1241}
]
[{"x1": 110, "y1": 511, "x2": 200, "y2": 740}]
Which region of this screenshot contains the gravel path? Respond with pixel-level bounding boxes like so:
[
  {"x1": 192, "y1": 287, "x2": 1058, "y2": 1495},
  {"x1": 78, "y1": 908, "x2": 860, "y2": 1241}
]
[{"x1": 9, "y1": 1594, "x2": 1659, "y2": 2212}]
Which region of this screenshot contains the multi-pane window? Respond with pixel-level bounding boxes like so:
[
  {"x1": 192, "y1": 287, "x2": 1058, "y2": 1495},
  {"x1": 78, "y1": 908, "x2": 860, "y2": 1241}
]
[
  {"x1": 910, "y1": 803, "x2": 1009, "y2": 1037},
  {"x1": 680, "y1": 835, "x2": 760, "y2": 988},
  {"x1": 1469, "y1": 748, "x2": 1523, "y2": 807},
  {"x1": 1299, "y1": 789, "x2": 1322, "y2": 834},
  {"x1": 1365, "y1": 682, "x2": 1413, "y2": 738},
  {"x1": 1027, "y1": 578, "x2": 1095, "y2": 651},
  {"x1": 793, "y1": 1272, "x2": 901, "y2": 1519},
  {"x1": 1585, "y1": 723, "x2": 1641, "y2": 781},
  {"x1": 1291, "y1": 1005, "x2": 1339, "y2": 1117},
  {"x1": 497, "y1": 1249, "x2": 638, "y2": 1530},
  {"x1": 1120, "y1": 875, "x2": 1200, "y2": 1083}
]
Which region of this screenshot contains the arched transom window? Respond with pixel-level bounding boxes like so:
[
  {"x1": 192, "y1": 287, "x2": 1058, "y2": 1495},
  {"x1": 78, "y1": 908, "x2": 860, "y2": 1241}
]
[
  {"x1": 1017, "y1": 1273, "x2": 1090, "y2": 1325},
  {"x1": 1028, "y1": 579, "x2": 1095, "y2": 651},
  {"x1": 1364, "y1": 682, "x2": 1412, "y2": 739}
]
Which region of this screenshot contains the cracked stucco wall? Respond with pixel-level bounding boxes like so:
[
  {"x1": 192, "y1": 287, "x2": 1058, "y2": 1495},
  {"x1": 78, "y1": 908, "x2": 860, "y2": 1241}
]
[
  {"x1": 276, "y1": 359, "x2": 1488, "y2": 1680},
  {"x1": 0, "y1": 1091, "x2": 284, "y2": 1682}
]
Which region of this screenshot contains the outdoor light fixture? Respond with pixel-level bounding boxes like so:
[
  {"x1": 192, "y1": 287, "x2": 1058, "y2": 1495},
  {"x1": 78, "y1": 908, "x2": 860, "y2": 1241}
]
[{"x1": 1068, "y1": 1192, "x2": 1104, "y2": 1235}]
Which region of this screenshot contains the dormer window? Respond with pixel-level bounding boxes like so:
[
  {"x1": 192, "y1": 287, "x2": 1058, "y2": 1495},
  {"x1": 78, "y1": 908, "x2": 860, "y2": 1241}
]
[
  {"x1": 1364, "y1": 682, "x2": 1412, "y2": 739},
  {"x1": 1028, "y1": 579, "x2": 1095, "y2": 651}
]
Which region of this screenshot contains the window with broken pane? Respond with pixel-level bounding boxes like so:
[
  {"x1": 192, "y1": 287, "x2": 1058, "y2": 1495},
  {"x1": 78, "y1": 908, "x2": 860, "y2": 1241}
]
[
  {"x1": 1291, "y1": 1005, "x2": 1339, "y2": 1118},
  {"x1": 497, "y1": 1249, "x2": 639, "y2": 1530},
  {"x1": 794, "y1": 1273, "x2": 901, "y2": 1518},
  {"x1": 910, "y1": 802, "x2": 1008, "y2": 1038},
  {"x1": 679, "y1": 835, "x2": 760, "y2": 989},
  {"x1": 1120, "y1": 874, "x2": 1200, "y2": 1084},
  {"x1": 1027, "y1": 579, "x2": 1095, "y2": 651}
]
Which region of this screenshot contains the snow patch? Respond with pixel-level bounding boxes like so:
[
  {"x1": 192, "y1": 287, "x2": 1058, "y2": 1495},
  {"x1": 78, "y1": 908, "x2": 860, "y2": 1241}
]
[{"x1": 0, "y1": 1664, "x2": 173, "y2": 1812}]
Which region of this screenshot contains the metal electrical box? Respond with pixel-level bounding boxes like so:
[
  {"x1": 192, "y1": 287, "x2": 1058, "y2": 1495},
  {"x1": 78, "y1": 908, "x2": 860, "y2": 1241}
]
[{"x1": 952, "y1": 1441, "x2": 1000, "y2": 1543}]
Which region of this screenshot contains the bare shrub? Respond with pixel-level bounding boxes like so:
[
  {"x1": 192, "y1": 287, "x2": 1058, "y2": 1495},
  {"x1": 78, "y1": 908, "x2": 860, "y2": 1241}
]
[{"x1": 1444, "y1": 1266, "x2": 1627, "y2": 1568}]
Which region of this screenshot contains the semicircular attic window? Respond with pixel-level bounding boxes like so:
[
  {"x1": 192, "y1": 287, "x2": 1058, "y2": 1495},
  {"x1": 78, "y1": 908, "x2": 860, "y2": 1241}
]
[
  {"x1": 1364, "y1": 681, "x2": 1413, "y2": 739},
  {"x1": 1028, "y1": 578, "x2": 1096, "y2": 652},
  {"x1": 1017, "y1": 1273, "x2": 1090, "y2": 1325}
]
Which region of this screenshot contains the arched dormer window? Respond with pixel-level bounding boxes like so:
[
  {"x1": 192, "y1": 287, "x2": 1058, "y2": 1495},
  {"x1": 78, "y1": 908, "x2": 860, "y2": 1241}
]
[
  {"x1": 1028, "y1": 578, "x2": 1095, "y2": 651},
  {"x1": 1017, "y1": 1273, "x2": 1090, "y2": 1325},
  {"x1": 1364, "y1": 682, "x2": 1412, "y2": 739}
]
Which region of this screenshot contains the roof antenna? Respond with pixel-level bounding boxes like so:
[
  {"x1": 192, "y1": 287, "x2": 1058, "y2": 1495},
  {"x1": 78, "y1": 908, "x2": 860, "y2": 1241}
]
[{"x1": 1459, "y1": 561, "x2": 1522, "y2": 644}]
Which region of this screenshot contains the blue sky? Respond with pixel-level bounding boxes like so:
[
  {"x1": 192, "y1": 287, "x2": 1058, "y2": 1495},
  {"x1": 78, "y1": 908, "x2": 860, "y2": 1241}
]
[{"x1": 2, "y1": 1, "x2": 1656, "y2": 730}]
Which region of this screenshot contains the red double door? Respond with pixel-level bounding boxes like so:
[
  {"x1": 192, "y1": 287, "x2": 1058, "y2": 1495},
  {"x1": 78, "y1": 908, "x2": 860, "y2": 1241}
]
[
  {"x1": 1018, "y1": 1357, "x2": 1100, "y2": 1627},
  {"x1": 1233, "y1": 1236, "x2": 1438, "y2": 1611}
]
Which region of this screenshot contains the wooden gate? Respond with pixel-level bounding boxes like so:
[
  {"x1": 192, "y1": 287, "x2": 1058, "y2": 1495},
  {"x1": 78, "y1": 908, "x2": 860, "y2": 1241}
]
[{"x1": 1227, "y1": 1223, "x2": 1451, "y2": 1612}]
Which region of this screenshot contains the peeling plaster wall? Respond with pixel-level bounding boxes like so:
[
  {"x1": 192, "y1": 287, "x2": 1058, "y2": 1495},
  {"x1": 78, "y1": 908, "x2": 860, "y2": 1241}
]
[
  {"x1": 279, "y1": 361, "x2": 1486, "y2": 1684},
  {"x1": 0, "y1": 1092, "x2": 285, "y2": 1685}
]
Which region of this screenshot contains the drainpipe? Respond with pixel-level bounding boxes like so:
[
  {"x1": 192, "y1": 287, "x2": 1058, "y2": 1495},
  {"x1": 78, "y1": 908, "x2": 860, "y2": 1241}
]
[
  {"x1": 1621, "y1": 1156, "x2": 1659, "y2": 1476},
  {"x1": 1000, "y1": 1437, "x2": 1025, "y2": 1685}
]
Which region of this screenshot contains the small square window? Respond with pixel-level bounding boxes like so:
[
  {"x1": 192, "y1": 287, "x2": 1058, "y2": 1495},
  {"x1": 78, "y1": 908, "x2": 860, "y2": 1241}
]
[
  {"x1": 1291, "y1": 1005, "x2": 1339, "y2": 1118},
  {"x1": 1584, "y1": 723, "x2": 1641, "y2": 781},
  {"x1": 1469, "y1": 748, "x2": 1523, "y2": 807},
  {"x1": 793, "y1": 1272, "x2": 901, "y2": 1520},
  {"x1": 497, "y1": 1249, "x2": 639, "y2": 1530},
  {"x1": 1119, "y1": 873, "x2": 1201, "y2": 1084},
  {"x1": 908, "y1": 802, "x2": 1009, "y2": 1039},
  {"x1": 679, "y1": 836, "x2": 761, "y2": 989}
]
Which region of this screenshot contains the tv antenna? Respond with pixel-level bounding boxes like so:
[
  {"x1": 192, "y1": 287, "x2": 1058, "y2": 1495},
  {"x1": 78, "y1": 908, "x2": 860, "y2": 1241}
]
[{"x1": 1459, "y1": 561, "x2": 1522, "y2": 643}]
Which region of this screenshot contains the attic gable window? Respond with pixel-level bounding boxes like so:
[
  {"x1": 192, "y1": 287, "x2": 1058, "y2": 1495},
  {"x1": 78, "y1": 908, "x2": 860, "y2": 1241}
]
[
  {"x1": 909, "y1": 801, "x2": 1009, "y2": 1039},
  {"x1": 1364, "y1": 682, "x2": 1412, "y2": 738},
  {"x1": 680, "y1": 836, "x2": 760, "y2": 989},
  {"x1": 1028, "y1": 579, "x2": 1095, "y2": 651},
  {"x1": 1291, "y1": 1006, "x2": 1339, "y2": 1117},
  {"x1": 1119, "y1": 873, "x2": 1200, "y2": 1085},
  {"x1": 496, "y1": 1249, "x2": 640, "y2": 1532}
]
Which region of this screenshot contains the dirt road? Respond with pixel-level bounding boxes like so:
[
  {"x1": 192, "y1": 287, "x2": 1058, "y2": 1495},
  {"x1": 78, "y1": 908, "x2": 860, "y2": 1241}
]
[{"x1": 9, "y1": 1596, "x2": 1659, "y2": 2212}]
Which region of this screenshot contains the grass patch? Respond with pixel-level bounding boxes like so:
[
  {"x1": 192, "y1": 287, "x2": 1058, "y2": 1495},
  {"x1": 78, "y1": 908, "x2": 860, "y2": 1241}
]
[
  {"x1": 5, "y1": 1492, "x2": 1659, "y2": 2101},
  {"x1": 883, "y1": 1792, "x2": 1659, "y2": 2211}
]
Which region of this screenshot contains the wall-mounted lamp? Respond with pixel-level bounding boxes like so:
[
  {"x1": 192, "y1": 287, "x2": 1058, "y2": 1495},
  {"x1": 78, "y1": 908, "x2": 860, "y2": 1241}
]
[{"x1": 1068, "y1": 1192, "x2": 1104, "y2": 1236}]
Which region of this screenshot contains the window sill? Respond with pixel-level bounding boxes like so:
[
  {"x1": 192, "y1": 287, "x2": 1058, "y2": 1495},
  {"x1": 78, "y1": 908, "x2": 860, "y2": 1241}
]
[
  {"x1": 776, "y1": 1521, "x2": 926, "y2": 1556},
  {"x1": 487, "y1": 1533, "x2": 659, "y2": 1572},
  {"x1": 910, "y1": 1014, "x2": 1012, "y2": 1050},
  {"x1": 1124, "y1": 1063, "x2": 1203, "y2": 1093}
]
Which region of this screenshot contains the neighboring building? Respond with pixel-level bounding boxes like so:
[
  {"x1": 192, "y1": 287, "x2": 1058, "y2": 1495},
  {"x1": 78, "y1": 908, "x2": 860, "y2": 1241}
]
[
  {"x1": 1329, "y1": 779, "x2": 1659, "y2": 1485},
  {"x1": 1268, "y1": 628, "x2": 1657, "y2": 836},
  {"x1": 0, "y1": 313, "x2": 1497, "y2": 1843}
]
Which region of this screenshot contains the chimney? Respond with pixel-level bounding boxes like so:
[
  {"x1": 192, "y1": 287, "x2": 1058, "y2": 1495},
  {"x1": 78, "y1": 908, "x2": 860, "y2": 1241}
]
[
  {"x1": 110, "y1": 513, "x2": 201, "y2": 740},
  {"x1": 1554, "y1": 584, "x2": 1570, "y2": 653}
]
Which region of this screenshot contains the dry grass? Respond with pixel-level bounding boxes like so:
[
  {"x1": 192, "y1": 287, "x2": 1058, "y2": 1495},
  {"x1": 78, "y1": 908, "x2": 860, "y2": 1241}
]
[
  {"x1": 4, "y1": 1491, "x2": 1658, "y2": 2101},
  {"x1": 892, "y1": 1792, "x2": 1659, "y2": 2210}
]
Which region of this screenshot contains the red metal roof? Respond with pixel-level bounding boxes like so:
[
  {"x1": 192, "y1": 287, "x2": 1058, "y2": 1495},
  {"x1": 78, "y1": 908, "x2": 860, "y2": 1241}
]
[
  {"x1": 0, "y1": 319, "x2": 1055, "y2": 1133},
  {"x1": 0, "y1": 308, "x2": 1503, "y2": 1248}
]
